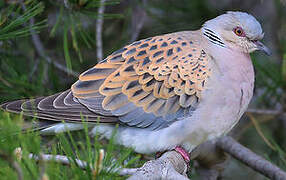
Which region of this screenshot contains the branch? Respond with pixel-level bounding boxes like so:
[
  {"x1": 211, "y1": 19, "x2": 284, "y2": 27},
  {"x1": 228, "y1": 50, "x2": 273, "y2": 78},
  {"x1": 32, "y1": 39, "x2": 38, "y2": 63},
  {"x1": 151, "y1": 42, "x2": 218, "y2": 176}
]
[
  {"x1": 38, "y1": 154, "x2": 47, "y2": 180},
  {"x1": 28, "y1": 57, "x2": 40, "y2": 81},
  {"x1": 0, "y1": 151, "x2": 23, "y2": 180},
  {"x1": 192, "y1": 140, "x2": 227, "y2": 180},
  {"x1": 129, "y1": 136, "x2": 286, "y2": 179},
  {"x1": 127, "y1": 151, "x2": 188, "y2": 180},
  {"x1": 247, "y1": 108, "x2": 282, "y2": 115},
  {"x1": 29, "y1": 153, "x2": 88, "y2": 169},
  {"x1": 129, "y1": 0, "x2": 148, "y2": 42},
  {"x1": 21, "y1": 3, "x2": 79, "y2": 77},
  {"x1": 27, "y1": 136, "x2": 286, "y2": 179},
  {"x1": 28, "y1": 153, "x2": 137, "y2": 176},
  {"x1": 11, "y1": 160, "x2": 24, "y2": 180},
  {"x1": 28, "y1": 152, "x2": 188, "y2": 179},
  {"x1": 96, "y1": 0, "x2": 106, "y2": 60},
  {"x1": 247, "y1": 113, "x2": 277, "y2": 150},
  {"x1": 118, "y1": 168, "x2": 138, "y2": 176},
  {"x1": 216, "y1": 136, "x2": 286, "y2": 179}
]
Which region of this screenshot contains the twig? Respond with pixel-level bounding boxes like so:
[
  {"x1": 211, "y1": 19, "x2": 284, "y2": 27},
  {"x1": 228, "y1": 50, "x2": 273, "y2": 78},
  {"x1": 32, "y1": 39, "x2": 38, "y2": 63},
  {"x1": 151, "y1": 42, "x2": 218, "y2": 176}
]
[
  {"x1": 11, "y1": 160, "x2": 24, "y2": 180},
  {"x1": 96, "y1": 0, "x2": 106, "y2": 60},
  {"x1": 0, "y1": 75, "x2": 13, "y2": 87},
  {"x1": 28, "y1": 153, "x2": 138, "y2": 176},
  {"x1": 38, "y1": 154, "x2": 46, "y2": 180},
  {"x1": 247, "y1": 108, "x2": 282, "y2": 115},
  {"x1": 118, "y1": 168, "x2": 138, "y2": 176},
  {"x1": 216, "y1": 136, "x2": 286, "y2": 180},
  {"x1": 29, "y1": 153, "x2": 88, "y2": 169},
  {"x1": 21, "y1": 3, "x2": 78, "y2": 77},
  {"x1": 247, "y1": 113, "x2": 276, "y2": 150},
  {"x1": 41, "y1": 62, "x2": 49, "y2": 85},
  {"x1": 0, "y1": 151, "x2": 24, "y2": 180},
  {"x1": 63, "y1": 0, "x2": 71, "y2": 9},
  {"x1": 129, "y1": 0, "x2": 147, "y2": 42},
  {"x1": 28, "y1": 57, "x2": 40, "y2": 81}
]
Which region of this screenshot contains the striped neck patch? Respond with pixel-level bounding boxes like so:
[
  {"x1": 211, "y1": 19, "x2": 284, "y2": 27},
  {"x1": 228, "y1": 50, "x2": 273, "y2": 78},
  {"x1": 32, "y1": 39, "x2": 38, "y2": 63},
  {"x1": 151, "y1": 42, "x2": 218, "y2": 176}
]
[{"x1": 202, "y1": 28, "x2": 226, "y2": 47}]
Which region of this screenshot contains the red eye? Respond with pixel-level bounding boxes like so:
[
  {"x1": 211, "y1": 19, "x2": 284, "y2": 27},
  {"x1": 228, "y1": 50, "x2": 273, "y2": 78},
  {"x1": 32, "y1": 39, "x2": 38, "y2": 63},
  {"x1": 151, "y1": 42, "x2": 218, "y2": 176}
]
[{"x1": 233, "y1": 27, "x2": 245, "y2": 37}]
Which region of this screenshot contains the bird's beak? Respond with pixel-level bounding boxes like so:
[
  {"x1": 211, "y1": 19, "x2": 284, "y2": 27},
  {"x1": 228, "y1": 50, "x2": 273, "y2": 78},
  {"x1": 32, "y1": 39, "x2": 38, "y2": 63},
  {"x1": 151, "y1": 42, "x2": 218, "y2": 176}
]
[{"x1": 253, "y1": 41, "x2": 272, "y2": 56}]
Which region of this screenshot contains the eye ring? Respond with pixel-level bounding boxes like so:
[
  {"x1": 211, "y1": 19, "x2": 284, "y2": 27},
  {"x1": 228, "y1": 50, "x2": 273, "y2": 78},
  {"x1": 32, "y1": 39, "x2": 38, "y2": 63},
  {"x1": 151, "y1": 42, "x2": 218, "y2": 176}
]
[{"x1": 233, "y1": 27, "x2": 245, "y2": 37}]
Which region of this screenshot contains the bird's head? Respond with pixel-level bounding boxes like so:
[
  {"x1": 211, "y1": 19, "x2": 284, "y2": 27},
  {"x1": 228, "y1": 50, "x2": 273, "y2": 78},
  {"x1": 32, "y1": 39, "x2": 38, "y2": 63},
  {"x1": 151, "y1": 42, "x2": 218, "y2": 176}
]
[{"x1": 202, "y1": 11, "x2": 271, "y2": 55}]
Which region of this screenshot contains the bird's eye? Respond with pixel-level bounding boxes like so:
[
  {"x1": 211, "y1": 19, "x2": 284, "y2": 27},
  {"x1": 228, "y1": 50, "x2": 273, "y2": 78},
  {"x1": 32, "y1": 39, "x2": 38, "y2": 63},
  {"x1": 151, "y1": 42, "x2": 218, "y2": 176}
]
[{"x1": 233, "y1": 27, "x2": 244, "y2": 37}]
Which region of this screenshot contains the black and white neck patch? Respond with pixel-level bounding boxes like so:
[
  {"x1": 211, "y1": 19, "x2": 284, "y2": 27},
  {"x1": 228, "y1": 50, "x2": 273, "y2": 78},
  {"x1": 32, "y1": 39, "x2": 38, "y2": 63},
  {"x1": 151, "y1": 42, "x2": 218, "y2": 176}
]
[{"x1": 202, "y1": 28, "x2": 226, "y2": 47}]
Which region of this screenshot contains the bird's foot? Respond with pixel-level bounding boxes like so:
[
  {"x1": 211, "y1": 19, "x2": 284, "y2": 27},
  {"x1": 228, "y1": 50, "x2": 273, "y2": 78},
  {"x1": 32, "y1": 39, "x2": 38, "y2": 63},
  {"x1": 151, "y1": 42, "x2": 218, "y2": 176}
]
[
  {"x1": 174, "y1": 146, "x2": 190, "y2": 163},
  {"x1": 155, "y1": 146, "x2": 190, "y2": 163},
  {"x1": 155, "y1": 146, "x2": 191, "y2": 171},
  {"x1": 155, "y1": 151, "x2": 166, "y2": 159}
]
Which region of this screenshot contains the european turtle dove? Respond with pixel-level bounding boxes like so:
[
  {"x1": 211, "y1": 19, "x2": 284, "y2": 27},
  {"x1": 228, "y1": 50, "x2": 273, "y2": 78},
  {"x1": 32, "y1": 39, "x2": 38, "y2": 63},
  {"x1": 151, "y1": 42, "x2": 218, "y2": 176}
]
[{"x1": 1, "y1": 11, "x2": 271, "y2": 162}]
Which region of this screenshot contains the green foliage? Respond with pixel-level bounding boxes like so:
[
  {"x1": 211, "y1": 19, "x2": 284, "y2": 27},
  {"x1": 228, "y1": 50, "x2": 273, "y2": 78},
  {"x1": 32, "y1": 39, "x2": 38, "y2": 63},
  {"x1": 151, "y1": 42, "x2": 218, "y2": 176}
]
[
  {"x1": 242, "y1": 120, "x2": 286, "y2": 171},
  {"x1": 252, "y1": 55, "x2": 283, "y2": 107},
  {"x1": 0, "y1": 1, "x2": 45, "y2": 40},
  {"x1": 282, "y1": 54, "x2": 286, "y2": 88},
  {"x1": 0, "y1": 0, "x2": 286, "y2": 179},
  {"x1": 0, "y1": 112, "x2": 141, "y2": 179},
  {"x1": 48, "y1": 0, "x2": 122, "y2": 70},
  {"x1": 147, "y1": 0, "x2": 217, "y2": 33}
]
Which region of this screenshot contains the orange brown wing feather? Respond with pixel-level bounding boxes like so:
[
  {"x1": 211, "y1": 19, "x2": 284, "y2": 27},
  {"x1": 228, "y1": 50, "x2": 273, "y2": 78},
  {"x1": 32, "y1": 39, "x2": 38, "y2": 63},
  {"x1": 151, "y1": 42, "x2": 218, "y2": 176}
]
[{"x1": 72, "y1": 32, "x2": 210, "y2": 119}]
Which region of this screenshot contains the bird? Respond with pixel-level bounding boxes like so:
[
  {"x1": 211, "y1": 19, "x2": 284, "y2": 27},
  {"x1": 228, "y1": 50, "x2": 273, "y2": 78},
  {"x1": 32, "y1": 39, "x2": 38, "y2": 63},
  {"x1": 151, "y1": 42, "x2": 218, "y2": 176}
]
[{"x1": 1, "y1": 11, "x2": 271, "y2": 162}]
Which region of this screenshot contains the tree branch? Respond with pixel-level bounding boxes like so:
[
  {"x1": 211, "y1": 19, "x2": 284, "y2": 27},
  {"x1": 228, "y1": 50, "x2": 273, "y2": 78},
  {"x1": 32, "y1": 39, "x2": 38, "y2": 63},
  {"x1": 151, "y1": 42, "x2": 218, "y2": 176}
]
[
  {"x1": 21, "y1": 3, "x2": 79, "y2": 77},
  {"x1": 28, "y1": 153, "x2": 138, "y2": 176},
  {"x1": 128, "y1": 136, "x2": 286, "y2": 179},
  {"x1": 27, "y1": 135, "x2": 286, "y2": 179},
  {"x1": 127, "y1": 151, "x2": 188, "y2": 180},
  {"x1": 216, "y1": 136, "x2": 286, "y2": 180},
  {"x1": 247, "y1": 108, "x2": 282, "y2": 115},
  {"x1": 129, "y1": 0, "x2": 147, "y2": 42},
  {"x1": 192, "y1": 140, "x2": 227, "y2": 180},
  {"x1": 28, "y1": 152, "x2": 188, "y2": 179},
  {"x1": 96, "y1": 0, "x2": 106, "y2": 61},
  {"x1": 29, "y1": 153, "x2": 88, "y2": 169}
]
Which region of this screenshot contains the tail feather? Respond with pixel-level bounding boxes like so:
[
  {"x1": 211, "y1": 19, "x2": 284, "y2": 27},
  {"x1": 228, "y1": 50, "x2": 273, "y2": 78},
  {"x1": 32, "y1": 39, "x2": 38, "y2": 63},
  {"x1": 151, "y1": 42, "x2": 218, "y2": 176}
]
[
  {"x1": 5, "y1": 100, "x2": 27, "y2": 113},
  {"x1": 0, "y1": 90, "x2": 117, "y2": 124}
]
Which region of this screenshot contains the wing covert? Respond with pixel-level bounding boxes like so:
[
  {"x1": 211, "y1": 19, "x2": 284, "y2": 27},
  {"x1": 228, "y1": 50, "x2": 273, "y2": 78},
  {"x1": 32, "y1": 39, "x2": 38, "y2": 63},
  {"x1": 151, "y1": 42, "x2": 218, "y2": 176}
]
[{"x1": 72, "y1": 31, "x2": 211, "y2": 129}]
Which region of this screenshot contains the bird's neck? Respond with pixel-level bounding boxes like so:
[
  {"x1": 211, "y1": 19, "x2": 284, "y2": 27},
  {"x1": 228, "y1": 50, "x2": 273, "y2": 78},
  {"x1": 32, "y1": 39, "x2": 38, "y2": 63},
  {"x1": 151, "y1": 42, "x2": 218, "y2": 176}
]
[
  {"x1": 199, "y1": 30, "x2": 254, "y2": 83},
  {"x1": 201, "y1": 27, "x2": 226, "y2": 48}
]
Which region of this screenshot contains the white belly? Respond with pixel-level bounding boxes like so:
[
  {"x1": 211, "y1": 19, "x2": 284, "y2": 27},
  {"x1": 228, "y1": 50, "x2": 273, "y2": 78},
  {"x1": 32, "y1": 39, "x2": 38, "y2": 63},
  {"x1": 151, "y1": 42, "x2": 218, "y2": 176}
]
[{"x1": 181, "y1": 74, "x2": 253, "y2": 150}]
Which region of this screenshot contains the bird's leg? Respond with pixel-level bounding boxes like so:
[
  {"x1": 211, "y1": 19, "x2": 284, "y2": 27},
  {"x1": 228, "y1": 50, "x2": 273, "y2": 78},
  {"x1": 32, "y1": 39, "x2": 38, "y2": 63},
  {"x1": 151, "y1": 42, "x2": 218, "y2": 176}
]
[
  {"x1": 175, "y1": 146, "x2": 191, "y2": 163},
  {"x1": 155, "y1": 146, "x2": 191, "y2": 171},
  {"x1": 155, "y1": 146, "x2": 190, "y2": 163}
]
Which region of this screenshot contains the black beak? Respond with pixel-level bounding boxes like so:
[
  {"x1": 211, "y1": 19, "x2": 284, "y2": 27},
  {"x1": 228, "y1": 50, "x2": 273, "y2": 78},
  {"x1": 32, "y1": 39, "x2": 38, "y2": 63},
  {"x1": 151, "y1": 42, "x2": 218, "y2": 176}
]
[{"x1": 254, "y1": 41, "x2": 272, "y2": 56}]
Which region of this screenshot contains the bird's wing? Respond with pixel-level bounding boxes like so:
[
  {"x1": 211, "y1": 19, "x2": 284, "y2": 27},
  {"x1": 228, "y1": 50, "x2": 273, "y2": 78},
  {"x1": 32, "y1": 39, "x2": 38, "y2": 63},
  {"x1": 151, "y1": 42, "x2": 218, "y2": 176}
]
[
  {"x1": 1, "y1": 31, "x2": 210, "y2": 130},
  {"x1": 72, "y1": 31, "x2": 211, "y2": 130}
]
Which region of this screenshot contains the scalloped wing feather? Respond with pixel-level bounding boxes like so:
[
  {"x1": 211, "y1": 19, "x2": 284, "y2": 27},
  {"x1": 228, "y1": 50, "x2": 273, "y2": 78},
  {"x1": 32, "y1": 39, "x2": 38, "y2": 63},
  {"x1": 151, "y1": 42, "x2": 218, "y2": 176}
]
[{"x1": 71, "y1": 31, "x2": 211, "y2": 129}]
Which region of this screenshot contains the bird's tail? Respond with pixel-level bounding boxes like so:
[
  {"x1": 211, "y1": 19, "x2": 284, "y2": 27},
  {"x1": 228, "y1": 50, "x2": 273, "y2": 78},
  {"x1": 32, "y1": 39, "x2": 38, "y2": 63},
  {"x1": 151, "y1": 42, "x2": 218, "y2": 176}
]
[{"x1": 0, "y1": 90, "x2": 112, "y2": 123}]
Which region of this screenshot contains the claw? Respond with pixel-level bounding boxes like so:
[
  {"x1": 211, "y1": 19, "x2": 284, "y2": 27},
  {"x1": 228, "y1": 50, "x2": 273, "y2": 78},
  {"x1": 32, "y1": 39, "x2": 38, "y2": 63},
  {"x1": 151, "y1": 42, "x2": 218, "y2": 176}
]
[{"x1": 155, "y1": 151, "x2": 165, "y2": 159}]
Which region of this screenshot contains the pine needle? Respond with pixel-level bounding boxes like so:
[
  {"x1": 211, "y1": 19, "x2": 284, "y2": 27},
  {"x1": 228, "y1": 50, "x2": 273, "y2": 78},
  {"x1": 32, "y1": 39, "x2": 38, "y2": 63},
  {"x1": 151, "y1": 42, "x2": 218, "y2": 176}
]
[{"x1": 247, "y1": 112, "x2": 276, "y2": 151}]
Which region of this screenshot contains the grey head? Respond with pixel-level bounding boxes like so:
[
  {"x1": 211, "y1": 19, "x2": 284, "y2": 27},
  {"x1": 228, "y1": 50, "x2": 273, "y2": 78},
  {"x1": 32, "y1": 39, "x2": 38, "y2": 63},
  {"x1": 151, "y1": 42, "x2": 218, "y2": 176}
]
[{"x1": 202, "y1": 11, "x2": 271, "y2": 55}]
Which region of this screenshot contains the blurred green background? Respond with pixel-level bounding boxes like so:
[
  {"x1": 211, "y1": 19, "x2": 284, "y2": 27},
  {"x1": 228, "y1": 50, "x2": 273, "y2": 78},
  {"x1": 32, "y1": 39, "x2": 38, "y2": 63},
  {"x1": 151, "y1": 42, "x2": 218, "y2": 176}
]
[{"x1": 0, "y1": 0, "x2": 285, "y2": 179}]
